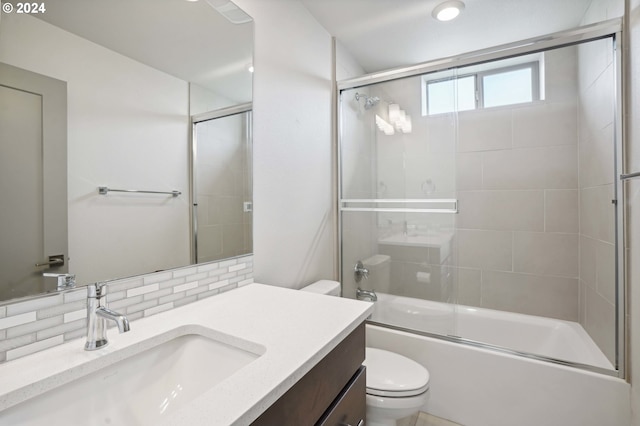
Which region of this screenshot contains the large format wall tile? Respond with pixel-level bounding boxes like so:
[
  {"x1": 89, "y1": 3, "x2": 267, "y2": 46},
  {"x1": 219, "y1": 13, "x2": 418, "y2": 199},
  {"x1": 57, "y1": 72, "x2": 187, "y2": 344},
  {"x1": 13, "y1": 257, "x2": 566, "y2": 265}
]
[
  {"x1": 545, "y1": 189, "x2": 579, "y2": 233},
  {"x1": 512, "y1": 101, "x2": 578, "y2": 148},
  {"x1": 482, "y1": 145, "x2": 578, "y2": 190},
  {"x1": 455, "y1": 153, "x2": 483, "y2": 191},
  {"x1": 513, "y1": 232, "x2": 579, "y2": 278},
  {"x1": 580, "y1": 184, "x2": 616, "y2": 243},
  {"x1": 482, "y1": 271, "x2": 579, "y2": 321},
  {"x1": 457, "y1": 108, "x2": 512, "y2": 153},
  {"x1": 456, "y1": 229, "x2": 512, "y2": 271},
  {"x1": 579, "y1": 123, "x2": 615, "y2": 188},
  {"x1": 584, "y1": 284, "x2": 616, "y2": 364},
  {"x1": 457, "y1": 190, "x2": 544, "y2": 231}
]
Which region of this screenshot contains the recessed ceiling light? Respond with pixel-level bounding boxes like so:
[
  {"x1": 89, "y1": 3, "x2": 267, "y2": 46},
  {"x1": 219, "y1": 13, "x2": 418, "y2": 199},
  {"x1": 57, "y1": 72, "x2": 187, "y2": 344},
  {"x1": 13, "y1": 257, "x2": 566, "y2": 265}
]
[{"x1": 432, "y1": 0, "x2": 465, "y2": 22}]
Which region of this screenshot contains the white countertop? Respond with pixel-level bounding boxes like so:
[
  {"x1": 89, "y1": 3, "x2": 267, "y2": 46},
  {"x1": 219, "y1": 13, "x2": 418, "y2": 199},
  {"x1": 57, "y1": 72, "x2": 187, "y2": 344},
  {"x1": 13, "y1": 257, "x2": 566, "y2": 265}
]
[{"x1": 0, "y1": 284, "x2": 373, "y2": 425}]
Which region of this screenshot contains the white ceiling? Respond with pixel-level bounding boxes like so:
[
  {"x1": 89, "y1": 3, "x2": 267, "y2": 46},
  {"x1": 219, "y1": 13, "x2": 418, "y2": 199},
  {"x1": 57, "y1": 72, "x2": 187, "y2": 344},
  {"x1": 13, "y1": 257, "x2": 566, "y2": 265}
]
[
  {"x1": 35, "y1": 0, "x2": 253, "y2": 103},
  {"x1": 301, "y1": 0, "x2": 594, "y2": 73}
]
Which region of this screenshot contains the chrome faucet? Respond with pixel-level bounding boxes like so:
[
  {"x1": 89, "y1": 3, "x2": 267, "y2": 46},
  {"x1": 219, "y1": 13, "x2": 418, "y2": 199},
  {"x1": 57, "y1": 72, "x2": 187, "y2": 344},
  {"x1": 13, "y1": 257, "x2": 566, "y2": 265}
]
[
  {"x1": 43, "y1": 273, "x2": 76, "y2": 290},
  {"x1": 354, "y1": 260, "x2": 369, "y2": 283},
  {"x1": 356, "y1": 288, "x2": 378, "y2": 302},
  {"x1": 85, "y1": 282, "x2": 130, "y2": 351}
]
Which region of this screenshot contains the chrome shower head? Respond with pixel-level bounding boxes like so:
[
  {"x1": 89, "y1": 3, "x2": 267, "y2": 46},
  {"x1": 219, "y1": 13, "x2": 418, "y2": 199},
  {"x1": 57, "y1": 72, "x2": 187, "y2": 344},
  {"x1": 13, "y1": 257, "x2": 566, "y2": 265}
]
[{"x1": 355, "y1": 92, "x2": 381, "y2": 110}]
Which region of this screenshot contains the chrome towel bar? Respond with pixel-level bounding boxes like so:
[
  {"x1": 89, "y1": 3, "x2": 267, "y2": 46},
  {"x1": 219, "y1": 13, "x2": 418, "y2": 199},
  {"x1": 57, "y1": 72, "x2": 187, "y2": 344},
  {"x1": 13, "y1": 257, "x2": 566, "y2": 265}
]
[
  {"x1": 340, "y1": 198, "x2": 458, "y2": 214},
  {"x1": 98, "y1": 186, "x2": 181, "y2": 197}
]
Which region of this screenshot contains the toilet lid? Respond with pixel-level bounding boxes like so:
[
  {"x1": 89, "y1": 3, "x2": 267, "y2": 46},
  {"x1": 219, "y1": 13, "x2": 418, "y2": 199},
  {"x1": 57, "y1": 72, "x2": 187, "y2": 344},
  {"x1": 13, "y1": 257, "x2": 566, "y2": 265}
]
[{"x1": 364, "y1": 347, "x2": 430, "y2": 397}]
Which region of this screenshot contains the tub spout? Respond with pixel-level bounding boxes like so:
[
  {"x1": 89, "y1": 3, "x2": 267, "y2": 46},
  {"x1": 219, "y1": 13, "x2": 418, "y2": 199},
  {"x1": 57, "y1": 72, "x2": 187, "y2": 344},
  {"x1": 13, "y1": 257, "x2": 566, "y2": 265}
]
[{"x1": 356, "y1": 288, "x2": 378, "y2": 302}]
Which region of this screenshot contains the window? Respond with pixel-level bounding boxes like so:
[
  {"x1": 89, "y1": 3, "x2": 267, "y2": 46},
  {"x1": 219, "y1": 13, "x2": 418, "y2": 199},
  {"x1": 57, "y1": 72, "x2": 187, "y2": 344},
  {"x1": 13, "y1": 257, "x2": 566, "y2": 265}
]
[
  {"x1": 424, "y1": 62, "x2": 540, "y2": 115},
  {"x1": 427, "y1": 75, "x2": 476, "y2": 115}
]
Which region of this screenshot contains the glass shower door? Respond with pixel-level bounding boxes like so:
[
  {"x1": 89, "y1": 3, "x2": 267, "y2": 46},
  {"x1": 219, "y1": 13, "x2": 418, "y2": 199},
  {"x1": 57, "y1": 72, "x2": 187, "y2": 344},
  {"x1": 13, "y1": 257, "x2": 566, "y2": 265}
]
[
  {"x1": 339, "y1": 69, "x2": 460, "y2": 337},
  {"x1": 339, "y1": 34, "x2": 620, "y2": 373}
]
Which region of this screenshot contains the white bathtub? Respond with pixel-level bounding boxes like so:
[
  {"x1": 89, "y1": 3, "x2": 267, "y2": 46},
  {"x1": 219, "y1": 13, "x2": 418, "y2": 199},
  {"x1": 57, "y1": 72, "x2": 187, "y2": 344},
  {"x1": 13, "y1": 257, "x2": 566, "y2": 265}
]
[
  {"x1": 367, "y1": 324, "x2": 630, "y2": 426},
  {"x1": 370, "y1": 292, "x2": 613, "y2": 370}
]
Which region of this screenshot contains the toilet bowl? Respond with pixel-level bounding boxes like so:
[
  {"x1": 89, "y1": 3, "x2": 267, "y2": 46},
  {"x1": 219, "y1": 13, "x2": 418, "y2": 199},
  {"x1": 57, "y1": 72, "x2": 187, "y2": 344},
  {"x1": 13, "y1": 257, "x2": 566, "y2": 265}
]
[
  {"x1": 364, "y1": 347, "x2": 430, "y2": 426},
  {"x1": 301, "y1": 280, "x2": 431, "y2": 426}
]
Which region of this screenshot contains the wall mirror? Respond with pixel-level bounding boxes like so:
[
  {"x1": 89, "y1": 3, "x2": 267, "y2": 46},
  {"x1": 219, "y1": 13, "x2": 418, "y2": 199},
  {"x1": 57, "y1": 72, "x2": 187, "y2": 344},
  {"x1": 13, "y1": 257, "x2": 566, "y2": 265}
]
[{"x1": 0, "y1": 0, "x2": 253, "y2": 303}]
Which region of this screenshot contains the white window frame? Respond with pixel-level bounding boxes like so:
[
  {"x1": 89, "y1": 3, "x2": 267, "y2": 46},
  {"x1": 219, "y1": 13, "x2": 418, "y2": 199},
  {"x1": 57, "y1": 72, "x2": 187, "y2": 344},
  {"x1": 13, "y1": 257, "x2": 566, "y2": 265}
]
[{"x1": 423, "y1": 60, "x2": 541, "y2": 116}]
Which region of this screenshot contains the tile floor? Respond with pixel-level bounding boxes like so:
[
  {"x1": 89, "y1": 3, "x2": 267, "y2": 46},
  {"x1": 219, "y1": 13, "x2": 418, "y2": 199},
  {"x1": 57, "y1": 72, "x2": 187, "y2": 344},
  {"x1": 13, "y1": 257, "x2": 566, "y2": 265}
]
[{"x1": 398, "y1": 411, "x2": 463, "y2": 426}]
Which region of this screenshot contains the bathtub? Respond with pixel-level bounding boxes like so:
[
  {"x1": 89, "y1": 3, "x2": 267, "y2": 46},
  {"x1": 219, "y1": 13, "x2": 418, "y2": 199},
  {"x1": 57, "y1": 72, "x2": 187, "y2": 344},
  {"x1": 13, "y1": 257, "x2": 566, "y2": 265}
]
[
  {"x1": 366, "y1": 323, "x2": 630, "y2": 426},
  {"x1": 370, "y1": 292, "x2": 613, "y2": 370}
]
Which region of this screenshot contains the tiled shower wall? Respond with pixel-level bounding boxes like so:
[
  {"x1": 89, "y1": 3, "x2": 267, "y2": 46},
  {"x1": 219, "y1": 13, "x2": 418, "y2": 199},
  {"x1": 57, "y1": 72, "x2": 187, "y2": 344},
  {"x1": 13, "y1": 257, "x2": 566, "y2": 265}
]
[
  {"x1": 450, "y1": 46, "x2": 581, "y2": 321},
  {"x1": 0, "y1": 255, "x2": 253, "y2": 363},
  {"x1": 366, "y1": 47, "x2": 583, "y2": 322},
  {"x1": 195, "y1": 114, "x2": 253, "y2": 263}
]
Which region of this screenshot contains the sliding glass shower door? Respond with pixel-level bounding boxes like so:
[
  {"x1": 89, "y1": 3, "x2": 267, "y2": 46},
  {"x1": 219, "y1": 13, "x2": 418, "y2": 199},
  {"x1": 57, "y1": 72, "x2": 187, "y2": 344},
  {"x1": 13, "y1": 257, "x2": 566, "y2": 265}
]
[{"x1": 338, "y1": 29, "x2": 622, "y2": 374}]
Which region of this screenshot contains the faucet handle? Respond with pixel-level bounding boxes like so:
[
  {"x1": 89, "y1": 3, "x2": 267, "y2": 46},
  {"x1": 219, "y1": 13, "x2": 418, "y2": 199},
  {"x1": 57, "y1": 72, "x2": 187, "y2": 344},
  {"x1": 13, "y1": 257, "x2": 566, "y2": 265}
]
[
  {"x1": 87, "y1": 282, "x2": 107, "y2": 298},
  {"x1": 43, "y1": 273, "x2": 76, "y2": 290},
  {"x1": 354, "y1": 260, "x2": 369, "y2": 283}
]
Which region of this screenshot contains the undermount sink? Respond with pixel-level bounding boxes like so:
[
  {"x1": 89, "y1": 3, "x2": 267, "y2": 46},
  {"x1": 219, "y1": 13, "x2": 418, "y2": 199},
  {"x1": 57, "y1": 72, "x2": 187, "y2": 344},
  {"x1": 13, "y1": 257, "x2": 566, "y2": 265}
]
[{"x1": 0, "y1": 330, "x2": 264, "y2": 425}]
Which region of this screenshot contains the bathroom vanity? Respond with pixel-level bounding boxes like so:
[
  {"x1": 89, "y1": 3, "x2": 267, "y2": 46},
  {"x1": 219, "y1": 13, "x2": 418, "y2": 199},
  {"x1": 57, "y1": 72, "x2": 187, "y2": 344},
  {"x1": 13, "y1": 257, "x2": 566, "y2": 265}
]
[
  {"x1": 0, "y1": 284, "x2": 372, "y2": 425},
  {"x1": 252, "y1": 323, "x2": 366, "y2": 425}
]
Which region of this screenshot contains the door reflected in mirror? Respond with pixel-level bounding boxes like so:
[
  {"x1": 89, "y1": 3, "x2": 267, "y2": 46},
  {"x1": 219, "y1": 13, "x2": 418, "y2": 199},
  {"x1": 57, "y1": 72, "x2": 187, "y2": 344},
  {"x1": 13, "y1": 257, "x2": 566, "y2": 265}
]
[{"x1": 0, "y1": 0, "x2": 253, "y2": 303}]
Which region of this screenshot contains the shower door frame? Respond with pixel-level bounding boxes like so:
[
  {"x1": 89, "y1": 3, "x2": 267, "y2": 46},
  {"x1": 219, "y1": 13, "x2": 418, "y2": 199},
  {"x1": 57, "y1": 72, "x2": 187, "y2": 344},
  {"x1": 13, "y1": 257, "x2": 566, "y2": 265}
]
[
  {"x1": 336, "y1": 19, "x2": 627, "y2": 379},
  {"x1": 190, "y1": 102, "x2": 253, "y2": 265}
]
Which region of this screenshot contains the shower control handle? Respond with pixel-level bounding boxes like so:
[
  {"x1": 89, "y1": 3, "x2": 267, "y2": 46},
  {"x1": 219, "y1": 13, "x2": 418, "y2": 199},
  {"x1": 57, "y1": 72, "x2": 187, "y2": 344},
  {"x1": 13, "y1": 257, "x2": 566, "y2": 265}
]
[{"x1": 354, "y1": 260, "x2": 369, "y2": 283}]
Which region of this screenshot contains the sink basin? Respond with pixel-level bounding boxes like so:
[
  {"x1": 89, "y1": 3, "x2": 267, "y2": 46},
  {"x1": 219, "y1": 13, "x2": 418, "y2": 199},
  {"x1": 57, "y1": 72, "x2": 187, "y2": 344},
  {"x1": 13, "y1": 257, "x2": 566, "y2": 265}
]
[{"x1": 0, "y1": 331, "x2": 263, "y2": 425}]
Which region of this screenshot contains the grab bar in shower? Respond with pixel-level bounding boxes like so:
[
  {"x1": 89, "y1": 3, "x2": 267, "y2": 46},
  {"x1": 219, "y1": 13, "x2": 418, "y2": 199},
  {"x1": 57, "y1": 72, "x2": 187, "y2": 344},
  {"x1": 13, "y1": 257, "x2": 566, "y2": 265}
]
[
  {"x1": 98, "y1": 186, "x2": 181, "y2": 197},
  {"x1": 340, "y1": 198, "x2": 458, "y2": 214},
  {"x1": 620, "y1": 171, "x2": 640, "y2": 180}
]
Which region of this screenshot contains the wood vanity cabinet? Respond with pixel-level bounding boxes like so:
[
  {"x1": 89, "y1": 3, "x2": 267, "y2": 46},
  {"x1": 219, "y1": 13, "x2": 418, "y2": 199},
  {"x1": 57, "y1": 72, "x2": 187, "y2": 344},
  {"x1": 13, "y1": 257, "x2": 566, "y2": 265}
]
[{"x1": 251, "y1": 322, "x2": 366, "y2": 426}]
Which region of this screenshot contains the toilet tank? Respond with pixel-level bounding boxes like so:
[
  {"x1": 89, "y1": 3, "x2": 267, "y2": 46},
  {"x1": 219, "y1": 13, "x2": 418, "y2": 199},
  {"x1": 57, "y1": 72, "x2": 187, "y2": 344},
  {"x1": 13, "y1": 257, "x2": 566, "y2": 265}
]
[
  {"x1": 362, "y1": 254, "x2": 391, "y2": 293},
  {"x1": 300, "y1": 280, "x2": 341, "y2": 296}
]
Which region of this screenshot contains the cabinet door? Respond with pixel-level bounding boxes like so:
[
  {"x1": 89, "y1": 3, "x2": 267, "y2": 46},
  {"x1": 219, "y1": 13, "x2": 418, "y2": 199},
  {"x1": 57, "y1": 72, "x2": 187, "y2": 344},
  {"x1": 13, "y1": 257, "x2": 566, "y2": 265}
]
[{"x1": 317, "y1": 366, "x2": 366, "y2": 426}]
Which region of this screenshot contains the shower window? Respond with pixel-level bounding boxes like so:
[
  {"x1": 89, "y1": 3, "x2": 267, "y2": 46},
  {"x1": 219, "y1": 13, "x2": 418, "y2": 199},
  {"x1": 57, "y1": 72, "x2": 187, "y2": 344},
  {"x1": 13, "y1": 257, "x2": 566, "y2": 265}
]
[
  {"x1": 426, "y1": 75, "x2": 476, "y2": 115},
  {"x1": 480, "y1": 62, "x2": 539, "y2": 108},
  {"x1": 424, "y1": 60, "x2": 540, "y2": 115}
]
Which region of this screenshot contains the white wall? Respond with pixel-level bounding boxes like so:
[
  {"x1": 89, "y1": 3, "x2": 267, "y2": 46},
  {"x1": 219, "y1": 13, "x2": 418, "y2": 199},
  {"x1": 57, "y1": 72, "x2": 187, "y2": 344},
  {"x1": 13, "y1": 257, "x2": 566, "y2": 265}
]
[
  {"x1": 232, "y1": 0, "x2": 335, "y2": 288},
  {"x1": 0, "y1": 14, "x2": 191, "y2": 285}
]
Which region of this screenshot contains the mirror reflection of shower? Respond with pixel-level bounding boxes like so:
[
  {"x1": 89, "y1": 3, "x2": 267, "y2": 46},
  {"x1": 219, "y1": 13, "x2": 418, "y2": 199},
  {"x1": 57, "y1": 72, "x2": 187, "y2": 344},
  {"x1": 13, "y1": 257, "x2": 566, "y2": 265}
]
[
  {"x1": 354, "y1": 92, "x2": 380, "y2": 109},
  {"x1": 355, "y1": 92, "x2": 412, "y2": 134}
]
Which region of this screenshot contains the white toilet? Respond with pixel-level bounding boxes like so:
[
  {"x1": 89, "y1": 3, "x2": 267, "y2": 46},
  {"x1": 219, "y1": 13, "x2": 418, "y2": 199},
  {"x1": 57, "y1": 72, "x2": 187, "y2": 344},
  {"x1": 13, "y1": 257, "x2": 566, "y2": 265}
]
[
  {"x1": 364, "y1": 347, "x2": 430, "y2": 426},
  {"x1": 301, "y1": 280, "x2": 431, "y2": 426}
]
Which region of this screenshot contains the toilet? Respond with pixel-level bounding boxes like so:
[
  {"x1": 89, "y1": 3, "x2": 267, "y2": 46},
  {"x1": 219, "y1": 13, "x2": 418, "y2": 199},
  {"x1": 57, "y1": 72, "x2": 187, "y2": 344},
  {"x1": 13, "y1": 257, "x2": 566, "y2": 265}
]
[
  {"x1": 364, "y1": 347, "x2": 430, "y2": 426},
  {"x1": 301, "y1": 280, "x2": 430, "y2": 426}
]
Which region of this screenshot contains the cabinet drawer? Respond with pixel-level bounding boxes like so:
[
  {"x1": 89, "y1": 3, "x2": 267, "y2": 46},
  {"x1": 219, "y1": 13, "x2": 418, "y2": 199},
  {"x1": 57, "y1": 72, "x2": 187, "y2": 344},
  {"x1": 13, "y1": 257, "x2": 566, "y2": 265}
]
[
  {"x1": 251, "y1": 323, "x2": 365, "y2": 425},
  {"x1": 317, "y1": 366, "x2": 366, "y2": 426}
]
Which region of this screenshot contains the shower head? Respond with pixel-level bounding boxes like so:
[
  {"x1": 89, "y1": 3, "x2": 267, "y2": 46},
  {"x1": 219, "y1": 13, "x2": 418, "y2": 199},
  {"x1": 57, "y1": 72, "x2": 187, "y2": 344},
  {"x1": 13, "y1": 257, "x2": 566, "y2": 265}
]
[{"x1": 355, "y1": 92, "x2": 381, "y2": 110}]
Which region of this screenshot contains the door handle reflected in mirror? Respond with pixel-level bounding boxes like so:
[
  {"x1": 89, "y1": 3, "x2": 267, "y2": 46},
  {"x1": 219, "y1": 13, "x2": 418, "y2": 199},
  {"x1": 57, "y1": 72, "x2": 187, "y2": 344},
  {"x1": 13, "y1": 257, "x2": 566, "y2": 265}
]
[{"x1": 35, "y1": 254, "x2": 65, "y2": 268}]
